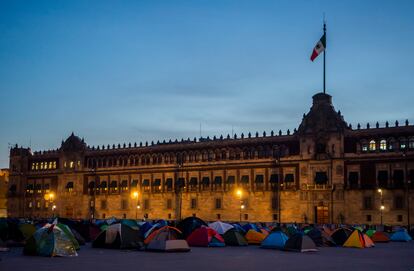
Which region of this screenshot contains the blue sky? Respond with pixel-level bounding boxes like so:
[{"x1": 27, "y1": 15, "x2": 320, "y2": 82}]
[{"x1": 1, "y1": 0, "x2": 413, "y2": 168}]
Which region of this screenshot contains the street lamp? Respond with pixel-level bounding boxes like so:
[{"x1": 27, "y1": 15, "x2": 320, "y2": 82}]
[
  {"x1": 378, "y1": 189, "x2": 384, "y2": 226},
  {"x1": 131, "y1": 191, "x2": 139, "y2": 219},
  {"x1": 236, "y1": 189, "x2": 243, "y2": 222}
]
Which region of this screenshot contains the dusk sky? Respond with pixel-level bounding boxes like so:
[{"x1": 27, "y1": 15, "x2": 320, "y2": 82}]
[{"x1": 1, "y1": 0, "x2": 413, "y2": 168}]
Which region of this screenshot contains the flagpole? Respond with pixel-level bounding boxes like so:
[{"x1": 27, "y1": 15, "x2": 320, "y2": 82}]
[{"x1": 323, "y1": 22, "x2": 326, "y2": 94}]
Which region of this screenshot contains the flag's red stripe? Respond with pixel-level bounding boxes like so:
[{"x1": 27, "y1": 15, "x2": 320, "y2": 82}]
[{"x1": 310, "y1": 49, "x2": 319, "y2": 61}]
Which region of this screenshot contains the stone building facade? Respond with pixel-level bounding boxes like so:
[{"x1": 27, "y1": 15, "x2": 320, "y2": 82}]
[
  {"x1": 0, "y1": 169, "x2": 8, "y2": 217},
  {"x1": 6, "y1": 93, "x2": 414, "y2": 226}
]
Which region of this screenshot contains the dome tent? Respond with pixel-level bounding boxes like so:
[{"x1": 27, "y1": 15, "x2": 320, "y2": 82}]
[
  {"x1": 223, "y1": 229, "x2": 248, "y2": 246},
  {"x1": 261, "y1": 231, "x2": 288, "y2": 249},
  {"x1": 24, "y1": 223, "x2": 77, "y2": 257},
  {"x1": 187, "y1": 226, "x2": 225, "y2": 247},
  {"x1": 284, "y1": 233, "x2": 318, "y2": 253},
  {"x1": 92, "y1": 223, "x2": 143, "y2": 249},
  {"x1": 145, "y1": 226, "x2": 190, "y2": 252}
]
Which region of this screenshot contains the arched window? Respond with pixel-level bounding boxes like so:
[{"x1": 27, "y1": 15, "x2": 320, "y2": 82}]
[
  {"x1": 380, "y1": 140, "x2": 387, "y2": 151},
  {"x1": 369, "y1": 140, "x2": 376, "y2": 151}
]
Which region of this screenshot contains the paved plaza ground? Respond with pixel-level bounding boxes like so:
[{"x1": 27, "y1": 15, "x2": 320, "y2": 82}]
[{"x1": 1, "y1": 242, "x2": 414, "y2": 271}]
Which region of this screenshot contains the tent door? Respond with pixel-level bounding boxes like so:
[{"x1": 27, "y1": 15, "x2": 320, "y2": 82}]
[{"x1": 314, "y1": 206, "x2": 329, "y2": 224}]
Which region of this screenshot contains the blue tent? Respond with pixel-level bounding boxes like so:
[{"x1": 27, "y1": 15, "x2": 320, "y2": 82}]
[
  {"x1": 261, "y1": 231, "x2": 289, "y2": 249},
  {"x1": 242, "y1": 223, "x2": 261, "y2": 233},
  {"x1": 231, "y1": 224, "x2": 246, "y2": 234},
  {"x1": 139, "y1": 222, "x2": 153, "y2": 238},
  {"x1": 391, "y1": 230, "x2": 412, "y2": 242}
]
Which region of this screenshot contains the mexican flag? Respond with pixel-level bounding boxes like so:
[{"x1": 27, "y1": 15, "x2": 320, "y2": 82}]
[{"x1": 310, "y1": 33, "x2": 326, "y2": 61}]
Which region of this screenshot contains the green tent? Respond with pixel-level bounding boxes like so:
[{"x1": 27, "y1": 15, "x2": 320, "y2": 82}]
[
  {"x1": 365, "y1": 229, "x2": 376, "y2": 237},
  {"x1": 24, "y1": 224, "x2": 78, "y2": 257},
  {"x1": 223, "y1": 229, "x2": 248, "y2": 246},
  {"x1": 19, "y1": 224, "x2": 37, "y2": 240},
  {"x1": 57, "y1": 223, "x2": 80, "y2": 250}
]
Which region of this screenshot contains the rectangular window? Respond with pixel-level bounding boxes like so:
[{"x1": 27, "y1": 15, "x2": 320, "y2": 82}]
[
  {"x1": 101, "y1": 200, "x2": 107, "y2": 210},
  {"x1": 166, "y1": 199, "x2": 172, "y2": 209},
  {"x1": 191, "y1": 198, "x2": 197, "y2": 209},
  {"x1": 273, "y1": 214, "x2": 278, "y2": 221},
  {"x1": 217, "y1": 214, "x2": 221, "y2": 220},
  {"x1": 244, "y1": 214, "x2": 249, "y2": 220},
  {"x1": 397, "y1": 215, "x2": 403, "y2": 222},
  {"x1": 395, "y1": 196, "x2": 404, "y2": 209},
  {"x1": 366, "y1": 215, "x2": 372, "y2": 222},
  {"x1": 36, "y1": 201, "x2": 41, "y2": 209},
  {"x1": 143, "y1": 199, "x2": 150, "y2": 210},
  {"x1": 28, "y1": 202, "x2": 33, "y2": 208},
  {"x1": 363, "y1": 196, "x2": 372, "y2": 210},
  {"x1": 215, "y1": 198, "x2": 222, "y2": 209},
  {"x1": 168, "y1": 213, "x2": 172, "y2": 219}
]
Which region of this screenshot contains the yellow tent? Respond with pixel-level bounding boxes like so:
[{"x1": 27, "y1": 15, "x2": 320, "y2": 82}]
[
  {"x1": 343, "y1": 230, "x2": 368, "y2": 248},
  {"x1": 245, "y1": 229, "x2": 265, "y2": 245}
]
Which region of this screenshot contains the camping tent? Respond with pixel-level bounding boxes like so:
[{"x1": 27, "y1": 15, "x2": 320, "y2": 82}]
[
  {"x1": 187, "y1": 226, "x2": 225, "y2": 247},
  {"x1": 245, "y1": 229, "x2": 266, "y2": 245},
  {"x1": 177, "y1": 217, "x2": 207, "y2": 239},
  {"x1": 343, "y1": 230, "x2": 374, "y2": 248},
  {"x1": 57, "y1": 223, "x2": 80, "y2": 250},
  {"x1": 145, "y1": 226, "x2": 190, "y2": 252},
  {"x1": 208, "y1": 221, "x2": 234, "y2": 235},
  {"x1": 92, "y1": 223, "x2": 143, "y2": 249},
  {"x1": 223, "y1": 229, "x2": 248, "y2": 246},
  {"x1": 306, "y1": 228, "x2": 323, "y2": 247},
  {"x1": 284, "y1": 233, "x2": 318, "y2": 252},
  {"x1": 371, "y1": 231, "x2": 390, "y2": 243},
  {"x1": 24, "y1": 224, "x2": 78, "y2": 257},
  {"x1": 390, "y1": 230, "x2": 412, "y2": 242},
  {"x1": 365, "y1": 229, "x2": 376, "y2": 237},
  {"x1": 261, "y1": 231, "x2": 288, "y2": 249},
  {"x1": 242, "y1": 223, "x2": 261, "y2": 233},
  {"x1": 18, "y1": 223, "x2": 36, "y2": 240},
  {"x1": 331, "y1": 228, "x2": 352, "y2": 246}
]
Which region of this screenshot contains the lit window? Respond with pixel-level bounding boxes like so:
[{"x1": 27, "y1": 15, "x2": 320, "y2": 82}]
[
  {"x1": 400, "y1": 141, "x2": 407, "y2": 149},
  {"x1": 369, "y1": 140, "x2": 376, "y2": 151},
  {"x1": 53, "y1": 161, "x2": 57, "y2": 169},
  {"x1": 70, "y1": 161, "x2": 74, "y2": 168},
  {"x1": 31, "y1": 163, "x2": 35, "y2": 170},
  {"x1": 64, "y1": 161, "x2": 67, "y2": 168},
  {"x1": 40, "y1": 162, "x2": 44, "y2": 169},
  {"x1": 49, "y1": 162, "x2": 53, "y2": 169},
  {"x1": 77, "y1": 161, "x2": 81, "y2": 167},
  {"x1": 362, "y1": 144, "x2": 368, "y2": 152},
  {"x1": 409, "y1": 139, "x2": 414, "y2": 149},
  {"x1": 44, "y1": 163, "x2": 48, "y2": 170},
  {"x1": 380, "y1": 140, "x2": 387, "y2": 151}
]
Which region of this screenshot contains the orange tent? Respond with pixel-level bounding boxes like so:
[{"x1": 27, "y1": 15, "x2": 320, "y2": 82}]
[
  {"x1": 245, "y1": 229, "x2": 266, "y2": 245},
  {"x1": 343, "y1": 230, "x2": 374, "y2": 248},
  {"x1": 371, "y1": 231, "x2": 390, "y2": 243}
]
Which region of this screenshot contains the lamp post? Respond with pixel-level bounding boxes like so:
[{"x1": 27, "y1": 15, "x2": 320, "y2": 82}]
[
  {"x1": 131, "y1": 191, "x2": 139, "y2": 220},
  {"x1": 378, "y1": 189, "x2": 384, "y2": 226},
  {"x1": 236, "y1": 189, "x2": 243, "y2": 222}
]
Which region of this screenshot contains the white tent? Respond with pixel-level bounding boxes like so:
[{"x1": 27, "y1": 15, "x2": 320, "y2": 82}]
[{"x1": 208, "y1": 221, "x2": 234, "y2": 235}]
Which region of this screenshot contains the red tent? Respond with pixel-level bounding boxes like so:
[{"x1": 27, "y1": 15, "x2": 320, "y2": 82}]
[{"x1": 187, "y1": 226, "x2": 225, "y2": 247}]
